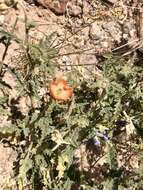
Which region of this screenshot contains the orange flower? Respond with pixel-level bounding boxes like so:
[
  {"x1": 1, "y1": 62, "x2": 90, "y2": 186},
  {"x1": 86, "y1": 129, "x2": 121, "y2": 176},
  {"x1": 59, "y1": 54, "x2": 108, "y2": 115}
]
[{"x1": 49, "y1": 78, "x2": 73, "y2": 101}]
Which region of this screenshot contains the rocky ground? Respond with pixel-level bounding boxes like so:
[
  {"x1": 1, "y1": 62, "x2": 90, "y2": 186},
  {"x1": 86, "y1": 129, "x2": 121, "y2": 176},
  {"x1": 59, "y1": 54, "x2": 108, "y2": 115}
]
[{"x1": 0, "y1": 0, "x2": 143, "y2": 189}]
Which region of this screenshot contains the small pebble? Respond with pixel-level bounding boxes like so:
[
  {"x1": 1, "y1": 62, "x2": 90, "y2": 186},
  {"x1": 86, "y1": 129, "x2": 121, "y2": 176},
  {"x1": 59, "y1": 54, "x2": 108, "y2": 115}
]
[
  {"x1": 104, "y1": 0, "x2": 117, "y2": 4},
  {"x1": 89, "y1": 22, "x2": 105, "y2": 40},
  {"x1": 68, "y1": 4, "x2": 82, "y2": 17},
  {"x1": 0, "y1": 15, "x2": 4, "y2": 25}
]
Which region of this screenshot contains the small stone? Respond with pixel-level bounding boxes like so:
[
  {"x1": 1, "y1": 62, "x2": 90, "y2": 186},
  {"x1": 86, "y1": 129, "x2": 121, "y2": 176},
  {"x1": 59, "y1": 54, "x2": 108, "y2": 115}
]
[
  {"x1": 76, "y1": 0, "x2": 83, "y2": 7},
  {"x1": 36, "y1": 0, "x2": 68, "y2": 15},
  {"x1": 68, "y1": 5, "x2": 82, "y2": 17},
  {"x1": 79, "y1": 54, "x2": 98, "y2": 66},
  {"x1": 102, "y1": 22, "x2": 122, "y2": 43},
  {"x1": 104, "y1": 0, "x2": 117, "y2": 4},
  {"x1": 0, "y1": 3, "x2": 8, "y2": 11},
  {"x1": 0, "y1": 15, "x2": 4, "y2": 25},
  {"x1": 89, "y1": 22, "x2": 105, "y2": 40},
  {"x1": 82, "y1": 1, "x2": 90, "y2": 16},
  {"x1": 78, "y1": 54, "x2": 98, "y2": 76},
  {"x1": 102, "y1": 41, "x2": 109, "y2": 48}
]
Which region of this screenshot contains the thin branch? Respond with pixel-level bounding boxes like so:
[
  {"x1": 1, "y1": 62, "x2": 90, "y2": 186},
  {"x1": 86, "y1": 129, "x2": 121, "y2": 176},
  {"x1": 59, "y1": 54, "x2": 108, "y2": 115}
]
[
  {"x1": 112, "y1": 39, "x2": 139, "y2": 52},
  {"x1": 51, "y1": 47, "x2": 95, "y2": 58},
  {"x1": 55, "y1": 63, "x2": 96, "y2": 67}
]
